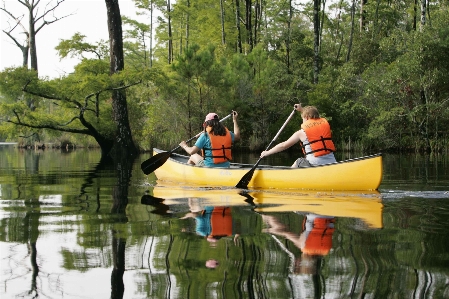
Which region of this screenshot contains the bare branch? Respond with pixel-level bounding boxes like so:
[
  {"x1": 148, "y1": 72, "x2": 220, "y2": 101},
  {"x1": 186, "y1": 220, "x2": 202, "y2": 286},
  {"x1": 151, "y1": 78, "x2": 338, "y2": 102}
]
[
  {"x1": 0, "y1": 6, "x2": 28, "y2": 37},
  {"x1": 2, "y1": 29, "x2": 28, "y2": 50},
  {"x1": 109, "y1": 80, "x2": 142, "y2": 91},
  {"x1": 16, "y1": 1, "x2": 30, "y2": 9},
  {"x1": 22, "y1": 79, "x2": 84, "y2": 109},
  {"x1": 35, "y1": 0, "x2": 74, "y2": 33}
]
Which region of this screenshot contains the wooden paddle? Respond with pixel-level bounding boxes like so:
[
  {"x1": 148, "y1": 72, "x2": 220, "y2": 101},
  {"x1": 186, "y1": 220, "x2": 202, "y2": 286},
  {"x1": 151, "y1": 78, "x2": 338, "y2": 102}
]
[
  {"x1": 141, "y1": 112, "x2": 233, "y2": 175},
  {"x1": 235, "y1": 108, "x2": 297, "y2": 189}
]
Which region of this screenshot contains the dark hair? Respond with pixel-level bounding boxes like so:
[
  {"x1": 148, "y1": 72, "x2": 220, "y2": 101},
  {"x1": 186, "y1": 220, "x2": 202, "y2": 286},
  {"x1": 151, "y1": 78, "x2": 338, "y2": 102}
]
[{"x1": 205, "y1": 119, "x2": 227, "y2": 136}]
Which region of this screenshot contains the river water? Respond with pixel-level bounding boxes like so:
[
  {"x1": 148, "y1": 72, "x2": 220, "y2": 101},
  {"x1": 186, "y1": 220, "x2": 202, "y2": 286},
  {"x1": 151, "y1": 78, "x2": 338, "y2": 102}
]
[{"x1": 0, "y1": 144, "x2": 448, "y2": 299}]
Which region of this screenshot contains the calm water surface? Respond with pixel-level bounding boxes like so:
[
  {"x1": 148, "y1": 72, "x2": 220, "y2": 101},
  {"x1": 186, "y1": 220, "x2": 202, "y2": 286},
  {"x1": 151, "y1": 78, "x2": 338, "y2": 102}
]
[{"x1": 1, "y1": 144, "x2": 448, "y2": 299}]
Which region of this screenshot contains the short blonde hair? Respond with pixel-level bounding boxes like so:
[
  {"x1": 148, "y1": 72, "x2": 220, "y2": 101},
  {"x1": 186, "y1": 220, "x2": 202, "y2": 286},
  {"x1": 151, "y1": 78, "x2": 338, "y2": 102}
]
[{"x1": 301, "y1": 106, "x2": 320, "y2": 119}]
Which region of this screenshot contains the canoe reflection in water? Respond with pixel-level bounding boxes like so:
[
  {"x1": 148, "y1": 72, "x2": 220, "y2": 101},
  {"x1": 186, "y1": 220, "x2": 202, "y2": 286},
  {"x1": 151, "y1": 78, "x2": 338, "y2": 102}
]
[
  {"x1": 144, "y1": 184, "x2": 383, "y2": 291},
  {"x1": 261, "y1": 213, "x2": 335, "y2": 275}
]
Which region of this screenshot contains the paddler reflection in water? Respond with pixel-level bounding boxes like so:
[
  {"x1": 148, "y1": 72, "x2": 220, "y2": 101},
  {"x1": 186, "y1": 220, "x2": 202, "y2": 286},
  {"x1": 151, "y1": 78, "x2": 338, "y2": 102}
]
[
  {"x1": 261, "y1": 213, "x2": 335, "y2": 275},
  {"x1": 181, "y1": 198, "x2": 240, "y2": 245},
  {"x1": 181, "y1": 198, "x2": 240, "y2": 269}
]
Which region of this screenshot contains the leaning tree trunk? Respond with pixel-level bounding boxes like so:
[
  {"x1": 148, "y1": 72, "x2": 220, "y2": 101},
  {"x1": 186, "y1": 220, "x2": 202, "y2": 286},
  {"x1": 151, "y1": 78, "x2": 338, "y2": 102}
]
[{"x1": 105, "y1": 0, "x2": 138, "y2": 158}]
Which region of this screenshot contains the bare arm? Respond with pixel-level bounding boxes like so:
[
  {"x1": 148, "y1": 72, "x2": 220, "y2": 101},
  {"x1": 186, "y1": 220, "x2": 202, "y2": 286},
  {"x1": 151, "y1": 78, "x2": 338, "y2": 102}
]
[
  {"x1": 179, "y1": 142, "x2": 200, "y2": 155},
  {"x1": 260, "y1": 130, "x2": 305, "y2": 158}
]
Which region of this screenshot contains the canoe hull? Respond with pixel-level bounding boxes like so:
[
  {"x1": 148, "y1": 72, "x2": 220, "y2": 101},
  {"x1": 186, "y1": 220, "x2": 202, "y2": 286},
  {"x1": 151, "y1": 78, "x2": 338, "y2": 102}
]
[{"x1": 152, "y1": 148, "x2": 382, "y2": 191}]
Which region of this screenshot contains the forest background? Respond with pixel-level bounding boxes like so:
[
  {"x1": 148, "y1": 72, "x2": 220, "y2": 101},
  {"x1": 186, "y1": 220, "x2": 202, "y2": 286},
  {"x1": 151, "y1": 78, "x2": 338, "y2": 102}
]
[{"x1": 1, "y1": 0, "x2": 448, "y2": 156}]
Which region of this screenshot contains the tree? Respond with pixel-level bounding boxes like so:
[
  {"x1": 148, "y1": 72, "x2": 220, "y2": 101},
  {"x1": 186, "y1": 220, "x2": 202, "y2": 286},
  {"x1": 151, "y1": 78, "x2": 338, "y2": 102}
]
[
  {"x1": 312, "y1": 0, "x2": 321, "y2": 83},
  {"x1": 0, "y1": 65, "x2": 116, "y2": 155},
  {"x1": 1, "y1": 0, "x2": 72, "y2": 74},
  {"x1": 105, "y1": 0, "x2": 138, "y2": 157},
  {"x1": 1, "y1": 6, "x2": 29, "y2": 67},
  {"x1": 130, "y1": 0, "x2": 164, "y2": 68}
]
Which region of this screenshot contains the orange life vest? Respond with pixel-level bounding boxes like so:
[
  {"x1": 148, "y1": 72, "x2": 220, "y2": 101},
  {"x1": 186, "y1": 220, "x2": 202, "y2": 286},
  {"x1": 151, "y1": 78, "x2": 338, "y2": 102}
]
[
  {"x1": 300, "y1": 118, "x2": 336, "y2": 157},
  {"x1": 209, "y1": 207, "x2": 233, "y2": 237},
  {"x1": 302, "y1": 217, "x2": 335, "y2": 256},
  {"x1": 204, "y1": 128, "x2": 232, "y2": 164}
]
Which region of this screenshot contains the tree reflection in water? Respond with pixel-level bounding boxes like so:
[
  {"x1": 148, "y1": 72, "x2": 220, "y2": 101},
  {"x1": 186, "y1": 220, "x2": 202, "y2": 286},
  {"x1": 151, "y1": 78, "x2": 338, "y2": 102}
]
[{"x1": 110, "y1": 153, "x2": 135, "y2": 299}]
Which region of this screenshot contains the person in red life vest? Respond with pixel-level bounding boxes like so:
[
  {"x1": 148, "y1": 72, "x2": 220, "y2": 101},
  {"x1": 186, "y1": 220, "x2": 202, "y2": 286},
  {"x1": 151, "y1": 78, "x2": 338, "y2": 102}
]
[
  {"x1": 260, "y1": 103, "x2": 337, "y2": 167},
  {"x1": 180, "y1": 111, "x2": 240, "y2": 168}
]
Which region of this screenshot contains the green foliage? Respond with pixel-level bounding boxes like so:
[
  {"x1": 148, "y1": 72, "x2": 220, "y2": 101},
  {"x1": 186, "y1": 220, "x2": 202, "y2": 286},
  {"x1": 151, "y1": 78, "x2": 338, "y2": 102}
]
[
  {"x1": 3, "y1": 0, "x2": 449, "y2": 154},
  {"x1": 56, "y1": 33, "x2": 109, "y2": 60}
]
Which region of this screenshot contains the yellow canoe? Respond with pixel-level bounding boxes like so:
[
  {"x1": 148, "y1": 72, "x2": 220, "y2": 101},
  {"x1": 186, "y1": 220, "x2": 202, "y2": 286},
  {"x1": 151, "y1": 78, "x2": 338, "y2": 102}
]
[
  {"x1": 152, "y1": 148, "x2": 383, "y2": 191},
  {"x1": 151, "y1": 185, "x2": 383, "y2": 229}
]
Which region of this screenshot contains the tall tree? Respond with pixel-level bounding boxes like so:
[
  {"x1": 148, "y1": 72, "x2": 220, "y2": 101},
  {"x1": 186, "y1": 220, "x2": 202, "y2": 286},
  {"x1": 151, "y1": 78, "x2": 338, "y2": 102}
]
[
  {"x1": 245, "y1": 0, "x2": 253, "y2": 50},
  {"x1": 220, "y1": 0, "x2": 225, "y2": 45},
  {"x1": 105, "y1": 0, "x2": 138, "y2": 157},
  {"x1": 235, "y1": 0, "x2": 243, "y2": 53},
  {"x1": 131, "y1": 0, "x2": 161, "y2": 68},
  {"x1": 1, "y1": 0, "x2": 71, "y2": 74},
  {"x1": 167, "y1": 0, "x2": 173, "y2": 63},
  {"x1": 313, "y1": 0, "x2": 321, "y2": 83},
  {"x1": 1, "y1": 8, "x2": 29, "y2": 67}
]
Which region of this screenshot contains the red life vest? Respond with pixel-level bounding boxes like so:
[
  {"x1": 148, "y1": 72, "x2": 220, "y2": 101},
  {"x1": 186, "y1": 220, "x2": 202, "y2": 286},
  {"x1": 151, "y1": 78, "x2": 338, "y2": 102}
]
[
  {"x1": 209, "y1": 207, "x2": 232, "y2": 237},
  {"x1": 204, "y1": 128, "x2": 232, "y2": 164},
  {"x1": 302, "y1": 217, "x2": 335, "y2": 256},
  {"x1": 300, "y1": 118, "x2": 336, "y2": 157}
]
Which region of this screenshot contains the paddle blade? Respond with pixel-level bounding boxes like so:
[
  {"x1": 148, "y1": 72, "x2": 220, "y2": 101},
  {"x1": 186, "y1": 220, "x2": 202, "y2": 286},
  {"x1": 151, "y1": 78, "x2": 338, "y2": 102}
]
[
  {"x1": 140, "y1": 152, "x2": 171, "y2": 175},
  {"x1": 235, "y1": 168, "x2": 256, "y2": 189}
]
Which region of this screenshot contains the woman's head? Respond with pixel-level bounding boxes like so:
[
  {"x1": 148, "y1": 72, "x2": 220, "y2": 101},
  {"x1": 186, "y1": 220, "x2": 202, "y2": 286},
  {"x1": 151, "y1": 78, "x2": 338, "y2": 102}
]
[
  {"x1": 301, "y1": 106, "x2": 320, "y2": 120},
  {"x1": 204, "y1": 112, "x2": 226, "y2": 136}
]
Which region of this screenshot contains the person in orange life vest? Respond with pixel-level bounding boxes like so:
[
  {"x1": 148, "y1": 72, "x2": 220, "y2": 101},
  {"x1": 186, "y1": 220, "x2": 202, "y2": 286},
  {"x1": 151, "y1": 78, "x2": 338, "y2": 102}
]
[
  {"x1": 261, "y1": 213, "x2": 335, "y2": 274},
  {"x1": 180, "y1": 111, "x2": 240, "y2": 168},
  {"x1": 260, "y1": 104, "x2": 336, "y2": 167}
]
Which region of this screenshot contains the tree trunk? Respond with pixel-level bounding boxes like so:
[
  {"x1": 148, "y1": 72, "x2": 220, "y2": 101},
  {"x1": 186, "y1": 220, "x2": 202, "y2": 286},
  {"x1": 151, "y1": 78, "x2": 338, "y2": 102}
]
[
  {"x1": 235, "y1": 0, "x2": 242, "y2": 53},
  {"x1": 167, "y1": 0, "x2": 173, "y2": 63},
  {"x1": 286, "y1": 0, "x2": 292, "y2": 72},
  {"x1": 254, "y1": 0, "x2": 260, "y2": 47},
  {"x1": 220, "y1": 0, "x2": 226, "y2": 45},
  {"x1": 186, "y1": 0, "x2": 190, "y2": 49},
  {"x1": 245, "y1": 0, "x2": 253, "y2": 50},
  {"x1": 420, "y1": 0, "x2": 426, "y2": 27},
  {"x1": 150, "y1": 1, "x2": 153, "y2": 67},
  {"x1": 346, "y1": 0, "x2": 355, "y2": 63},
  {"x1": 413, "y1": 0, "x2": 417, "y2": 31},
  {"x1": 313, "y1": 0, "x2": 321, "y2": 84},
  {"x1": 27, "y1": 6, "x2": 38, "y2": 71},
  {"x1": 360, "y1": 0, "x2": 367, "y2": 32},
  {"x1": 105, "y1": 0, "x2": 138, "y2": 157}
]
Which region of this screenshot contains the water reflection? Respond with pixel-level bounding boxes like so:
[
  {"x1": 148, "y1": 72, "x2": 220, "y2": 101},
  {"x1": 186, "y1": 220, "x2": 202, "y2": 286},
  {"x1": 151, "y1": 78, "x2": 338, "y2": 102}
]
[
  {"x1": 142, "y1": 185, "x2": 385, "y2": 298},
  {"x1": 2, "y1": 147, "x2": 449, "y2": 298},
  {"x1": 261, "y1": 213, "x2": 335, "y2": 274}
]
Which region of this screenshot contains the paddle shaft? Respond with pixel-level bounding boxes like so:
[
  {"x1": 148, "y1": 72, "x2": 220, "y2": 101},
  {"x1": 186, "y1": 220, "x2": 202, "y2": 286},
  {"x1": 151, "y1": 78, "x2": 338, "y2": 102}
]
[
  {"x1": 141, "y1": 112, "x2": 233, "y2": 174},
  {"x1": 235, "y1": 108, "x2": 297, "y2": 188}
]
